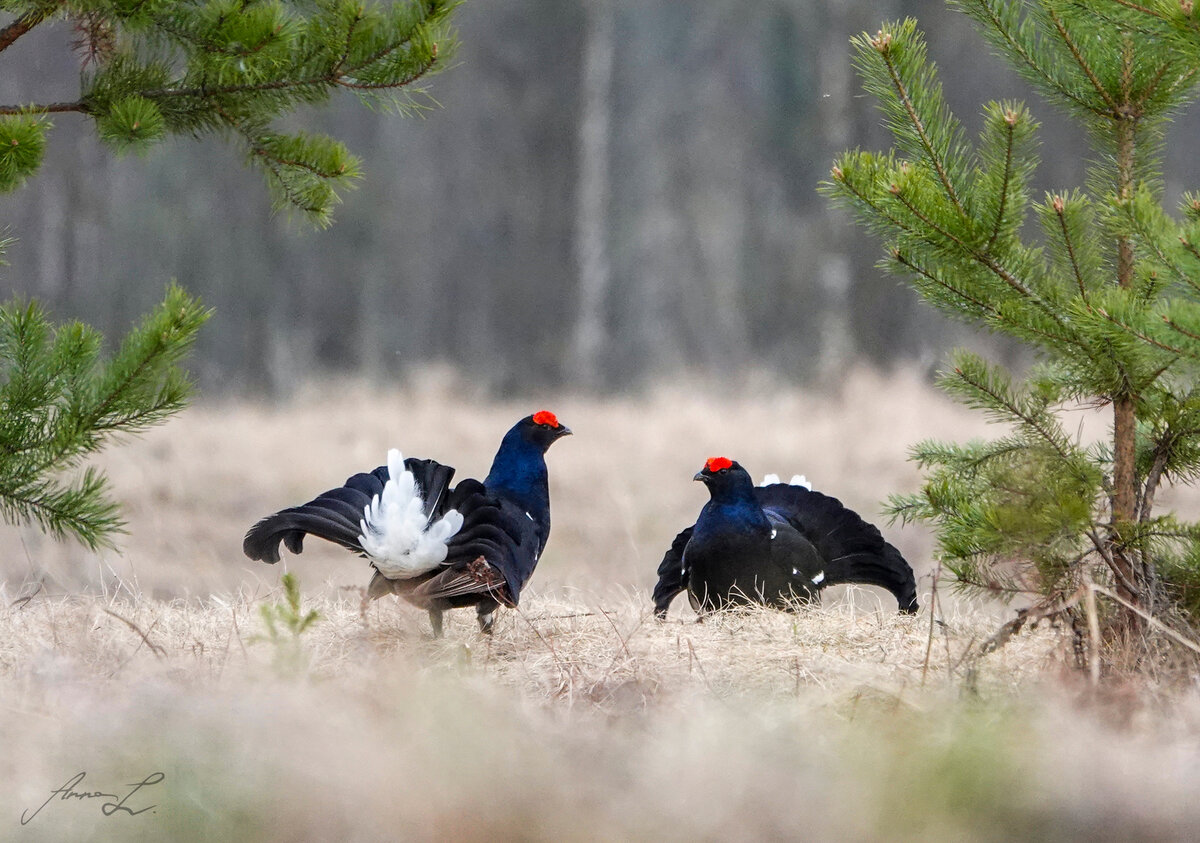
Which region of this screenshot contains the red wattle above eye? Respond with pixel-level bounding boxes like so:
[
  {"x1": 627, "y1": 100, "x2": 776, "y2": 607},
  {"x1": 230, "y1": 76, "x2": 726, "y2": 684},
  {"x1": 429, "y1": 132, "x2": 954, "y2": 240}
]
[{"x1": 532, "y1": 410, "x2": 559, "y2": 427}]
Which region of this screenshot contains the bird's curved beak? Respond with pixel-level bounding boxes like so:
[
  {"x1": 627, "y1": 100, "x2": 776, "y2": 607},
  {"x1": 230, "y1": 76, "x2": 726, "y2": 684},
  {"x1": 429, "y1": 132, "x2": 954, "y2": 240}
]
[
  {"x1": 693, "y1": 471, "x2": 708, "y2": 483},
  {"x1": 556, "y1": 425, "x2": 573, "y2": 438}
]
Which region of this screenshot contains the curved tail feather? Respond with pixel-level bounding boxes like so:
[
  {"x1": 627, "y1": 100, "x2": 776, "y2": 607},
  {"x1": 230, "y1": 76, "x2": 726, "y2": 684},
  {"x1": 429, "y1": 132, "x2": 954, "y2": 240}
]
[
  {"x1": 822, "y1": 540, "x2": 918, "y2": 613},
  {"x1": 755, "y1": 484, "x2": 919, "y2": 613},
  {"x1": 652, "y1": 526, "x2": 694, "y2": 617}
]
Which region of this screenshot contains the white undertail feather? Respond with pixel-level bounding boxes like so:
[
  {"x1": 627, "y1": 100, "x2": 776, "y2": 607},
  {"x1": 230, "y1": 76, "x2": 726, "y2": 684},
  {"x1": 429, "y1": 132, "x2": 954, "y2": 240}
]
[
  {"x1": 759, "y1": 473, "x2": 813, "y2": 490},
  {"x1": 358, "y1": 450, "x2": 464, "y2": 579}
]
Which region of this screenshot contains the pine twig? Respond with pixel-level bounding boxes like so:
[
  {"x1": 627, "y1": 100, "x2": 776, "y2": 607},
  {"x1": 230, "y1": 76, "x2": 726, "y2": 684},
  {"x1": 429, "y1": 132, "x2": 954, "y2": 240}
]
[
  {"x1": 977, "y1": 583, "x2": 1088, "y2": 658},
  {"x1": 0, "y1": 3, "x2": 64, "y2": 54}
]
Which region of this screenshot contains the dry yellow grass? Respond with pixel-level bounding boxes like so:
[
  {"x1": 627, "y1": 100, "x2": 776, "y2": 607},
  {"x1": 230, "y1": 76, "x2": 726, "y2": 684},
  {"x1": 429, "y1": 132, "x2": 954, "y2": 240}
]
[
  {"x1": 2, "y1": 588, "x2": 1199, "y2": 841},
  {"x1": 3, "y1": 369, "x2": 1200, "y2": 840}
]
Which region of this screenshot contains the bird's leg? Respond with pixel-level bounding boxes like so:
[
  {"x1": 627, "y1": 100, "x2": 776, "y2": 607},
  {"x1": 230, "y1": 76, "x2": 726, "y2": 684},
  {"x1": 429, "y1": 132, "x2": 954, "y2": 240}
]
[
  {"x1": 428, "y1": 608, "x2": 444, "y2": 638},
  {"x1": 476, "y1": 596, "x2": 500, "y2": 635},
  {"x1": 364, "y1": 571, "x2": 393, "y2": 620}
]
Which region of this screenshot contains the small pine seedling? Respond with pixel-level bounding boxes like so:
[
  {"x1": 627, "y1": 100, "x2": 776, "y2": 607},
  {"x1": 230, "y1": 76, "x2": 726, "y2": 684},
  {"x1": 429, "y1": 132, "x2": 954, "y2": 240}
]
[{"x1": 257, "y1": 573, "x2": 320, "y2": 675}]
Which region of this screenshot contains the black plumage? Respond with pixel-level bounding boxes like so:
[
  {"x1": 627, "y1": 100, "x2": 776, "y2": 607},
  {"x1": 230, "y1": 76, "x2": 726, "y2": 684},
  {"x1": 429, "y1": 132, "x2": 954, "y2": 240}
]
[
  {"x1": 653, "y1": 458, "x2": 918, "y2": 617},
  {"x1": 244, "y1": 412, "x2": 571, "y2": 636}
]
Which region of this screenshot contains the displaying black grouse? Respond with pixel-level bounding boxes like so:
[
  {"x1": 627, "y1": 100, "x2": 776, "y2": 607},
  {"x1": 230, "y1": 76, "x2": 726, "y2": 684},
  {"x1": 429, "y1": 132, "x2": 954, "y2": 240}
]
[
  {"x1": 243, "y1": 411, "x2": 571, "y2": 636},
  {"x1": 653, "y1": 457, "x2": 918, "y2": 617}
]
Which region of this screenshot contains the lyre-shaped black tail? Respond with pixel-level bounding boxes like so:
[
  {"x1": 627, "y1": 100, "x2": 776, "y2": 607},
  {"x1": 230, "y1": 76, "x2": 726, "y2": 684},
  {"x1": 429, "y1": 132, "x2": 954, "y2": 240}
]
[
  {"x1": 756, "y1": 484, "x2": 918, "y2": 613},
  {"x1": 243, "y1": 458, "x2": 456, "y2": 564}
]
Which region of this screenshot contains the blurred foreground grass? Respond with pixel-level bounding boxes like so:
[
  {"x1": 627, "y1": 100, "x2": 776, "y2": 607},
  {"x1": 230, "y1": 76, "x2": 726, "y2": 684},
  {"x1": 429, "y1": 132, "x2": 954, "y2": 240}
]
[{"x1": 2, "y1": 588, "x2": 1199, "y2": 841}]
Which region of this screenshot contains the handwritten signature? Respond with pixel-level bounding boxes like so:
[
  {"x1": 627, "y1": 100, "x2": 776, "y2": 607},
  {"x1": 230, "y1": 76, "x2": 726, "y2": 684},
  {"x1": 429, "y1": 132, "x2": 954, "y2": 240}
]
[{"x1": 20, "y1": 771, "x2": 165, "y2": 826}]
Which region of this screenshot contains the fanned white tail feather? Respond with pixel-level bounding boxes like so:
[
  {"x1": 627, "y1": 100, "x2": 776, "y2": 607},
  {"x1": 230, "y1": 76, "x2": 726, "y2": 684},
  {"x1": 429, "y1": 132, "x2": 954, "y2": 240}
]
[
  {"x1": 759, "y1": 473, "x2": 813, "y2": 490},
  {"x1": 359, "y1": 450, "x2": 464, "y2": 579}
]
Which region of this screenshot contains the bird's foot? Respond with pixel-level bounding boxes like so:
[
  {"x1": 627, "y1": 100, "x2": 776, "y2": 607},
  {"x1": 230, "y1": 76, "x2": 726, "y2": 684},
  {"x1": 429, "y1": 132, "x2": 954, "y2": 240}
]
[{"x1": 428, "y1": 609, "x2": 444, "y2": 639}]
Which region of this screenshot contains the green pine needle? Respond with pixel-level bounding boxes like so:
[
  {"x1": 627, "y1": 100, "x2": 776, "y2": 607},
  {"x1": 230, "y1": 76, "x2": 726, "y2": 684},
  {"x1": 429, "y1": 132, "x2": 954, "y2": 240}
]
[
  {"x1": 0, "y1": 114, "x2": 48, "y2": 193},
  {"x1": 0, "y1": 286, "x2": 211, "y2": 549}
]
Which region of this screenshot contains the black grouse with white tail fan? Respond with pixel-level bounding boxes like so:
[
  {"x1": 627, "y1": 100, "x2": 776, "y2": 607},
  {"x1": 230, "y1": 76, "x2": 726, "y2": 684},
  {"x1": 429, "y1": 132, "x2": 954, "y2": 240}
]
[
  {"x1": 243, "y1": 412, "x2": 571, "y2": 636},
  {"x1": 653, "y1": 457, "x2": 918, "y2": 617}
]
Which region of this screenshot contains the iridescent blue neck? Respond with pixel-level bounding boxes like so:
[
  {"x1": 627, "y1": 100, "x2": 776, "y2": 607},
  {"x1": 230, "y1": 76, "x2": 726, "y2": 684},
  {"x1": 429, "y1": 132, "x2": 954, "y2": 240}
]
[
  {"x1": 484, "y1": 426, "x2": 549, "y2": 511},
  {"x1": 697, "y1": 476, "x2": 769, "y2": 534}
]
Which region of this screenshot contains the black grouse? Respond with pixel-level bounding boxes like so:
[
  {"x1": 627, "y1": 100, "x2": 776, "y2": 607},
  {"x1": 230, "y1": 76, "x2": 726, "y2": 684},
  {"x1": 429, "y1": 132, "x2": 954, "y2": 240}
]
[
  {"x1": 243, "y1": 411, "x2": 571, "y2": 636},
  {"x1": 653, "y1": 457, "x2": 918, "y2": 617}
]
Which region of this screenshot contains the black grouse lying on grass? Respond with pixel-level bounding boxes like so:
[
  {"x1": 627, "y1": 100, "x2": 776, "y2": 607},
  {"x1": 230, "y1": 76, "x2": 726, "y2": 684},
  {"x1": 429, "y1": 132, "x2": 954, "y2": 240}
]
[
  {"x1": 653, "y1": 457, "x2": 918, "y2": 618},
  {"x1": 243, "y1": 411, "x2": 571, "y2": 636}
]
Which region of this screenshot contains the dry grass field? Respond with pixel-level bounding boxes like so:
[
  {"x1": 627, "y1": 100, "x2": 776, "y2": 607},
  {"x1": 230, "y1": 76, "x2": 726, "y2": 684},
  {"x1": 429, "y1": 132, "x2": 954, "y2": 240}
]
[{"x1": 3, "y1": 368, "x2": 1200, "y2": 841}]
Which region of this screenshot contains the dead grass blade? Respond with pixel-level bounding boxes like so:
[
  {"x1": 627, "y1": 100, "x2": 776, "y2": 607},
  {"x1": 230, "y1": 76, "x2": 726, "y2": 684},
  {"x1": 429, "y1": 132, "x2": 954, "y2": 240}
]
[
  {"x1": 1091, "y1": 584, "x2": 1200, "y2": 657},
  {"x1": 103, "y1": 606, "x2": 166, "y2": 660}
]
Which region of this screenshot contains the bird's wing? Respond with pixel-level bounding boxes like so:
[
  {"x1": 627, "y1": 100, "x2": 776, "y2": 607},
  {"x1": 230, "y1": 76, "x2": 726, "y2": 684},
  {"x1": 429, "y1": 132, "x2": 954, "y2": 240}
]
[
  {"x1": 652, "y1": 526, "x2": 695, "y2": 618},
  {"x1": 243, "y1": 457, "x2": 456, "y2": 564},
  {"x1": 408, "y1": 555, "x2": 514, "y2": 606},
  {"x1": 755, "y1": 484, "x2": 918, "y2": 613},
  {"x1": 402, "y1": 479, "x2": 540, "y2": 606},
  {"x1": 763, "y1": 511, "x2": 825, "y2": 584}
]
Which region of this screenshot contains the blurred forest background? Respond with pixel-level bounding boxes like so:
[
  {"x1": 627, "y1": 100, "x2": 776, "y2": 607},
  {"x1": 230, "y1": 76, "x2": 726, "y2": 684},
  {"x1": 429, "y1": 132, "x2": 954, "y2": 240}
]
[{"x1": 3, "y1": 0, "x2": 1200, "y2": 396}]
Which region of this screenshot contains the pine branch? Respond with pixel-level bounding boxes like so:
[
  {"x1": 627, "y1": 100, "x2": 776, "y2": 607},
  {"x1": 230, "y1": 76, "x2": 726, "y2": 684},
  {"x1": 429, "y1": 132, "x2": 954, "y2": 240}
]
[
  {"x1": 1182, "y1": 237, "x2": 1200, "y2": 266},
  {"x1": 1046, "y1": 8, "x2": 1120, "y2": 115},
  {"x1": 0, "y1": 287, "x2": 210, "y2": 548},
  {"x1": 891, "y1": 185, "x2": 1037, "y2": 297},
  {"x1": 827, "y1": 158, "x2": 914, "y2": 234},
  {"x1": 867, "y1": 27, "x2": 966, "y2": 215},
  {"x1": 1163, "y1": 314, "x2": 1200, "y2": 354},
  {"x1": 1087, "y1": 528, "x2": 1143, "y2": 598},
  {"x1": 891, "y1": 248, "x2": 1000, "y2": 317},
  {"x1": 1051, "y1": 195, "x2": 1089, "y2": 300},
  {"x1": 0, "y1": 0, "x2": 457, "y2": 221},
  {"x1": 0, "y1": 101, "x2": 89, "y2": 116},
  {"x1": 1113, "y1": 192, "x2": 1200, "y2": 296},
  {"x1": 0, "y1": 467, "x2": 122, "y2": 550},
  {"x1": 1102, "y1": 0, "x2": 1160, "y2": 14},
  {"x1": 954, "y1": 0, "x2": 1100, "y2": 114},
  {"x1": 891, "y1": 181, "x2": 1095, "y2": 354},
  {"x1": 1140, "y1": 438, "x2": 1173, "y2": 523},
  {"x1": 1094, "y1": 306, "x2": 1189, "y2": 356},
  {"x1": 984, "y1": 112, "x2": 1018, "y2": 252},
  {"x1": 0, "y1": 2, "x2": 62, "y2": 54},
  {"x1": 944, "y1": 357, "x2": 1081, "y2": 470},
  {"x1": 0, "y1": 49, "x2": 441, "y2": 117}
]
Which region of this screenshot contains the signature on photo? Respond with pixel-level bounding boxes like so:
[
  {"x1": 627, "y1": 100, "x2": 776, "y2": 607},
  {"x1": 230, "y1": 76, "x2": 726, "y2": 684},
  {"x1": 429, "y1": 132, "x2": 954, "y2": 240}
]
[{"x1": 20, "y1": 771, "x2": 165, "y2": 826}]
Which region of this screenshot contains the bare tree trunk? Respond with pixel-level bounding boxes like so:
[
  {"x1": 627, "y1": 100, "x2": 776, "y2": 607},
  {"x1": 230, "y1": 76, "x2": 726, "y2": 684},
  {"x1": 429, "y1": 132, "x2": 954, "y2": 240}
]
[
  {"x1": 815, "y1": 3, "x2": 854, "y2": 382},
  {"x1": 569, "y1": 0, "x2": 615, "y2": 390},
  {"x1": 1110, "y1": 64, "x2": 1146, "y2": 626}
]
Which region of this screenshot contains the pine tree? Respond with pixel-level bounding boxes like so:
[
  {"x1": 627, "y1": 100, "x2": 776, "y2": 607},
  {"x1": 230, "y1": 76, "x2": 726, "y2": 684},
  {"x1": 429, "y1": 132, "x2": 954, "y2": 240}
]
[
  {"x1": 824, "y1": 1, "x2": 1200, "y2": 661},
  {"x1": 0, "y1": 0, "x2": 457, "y2": 225},
  {"x1": 0, "y1": 0, "x2": 457, "y2": 549}
]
